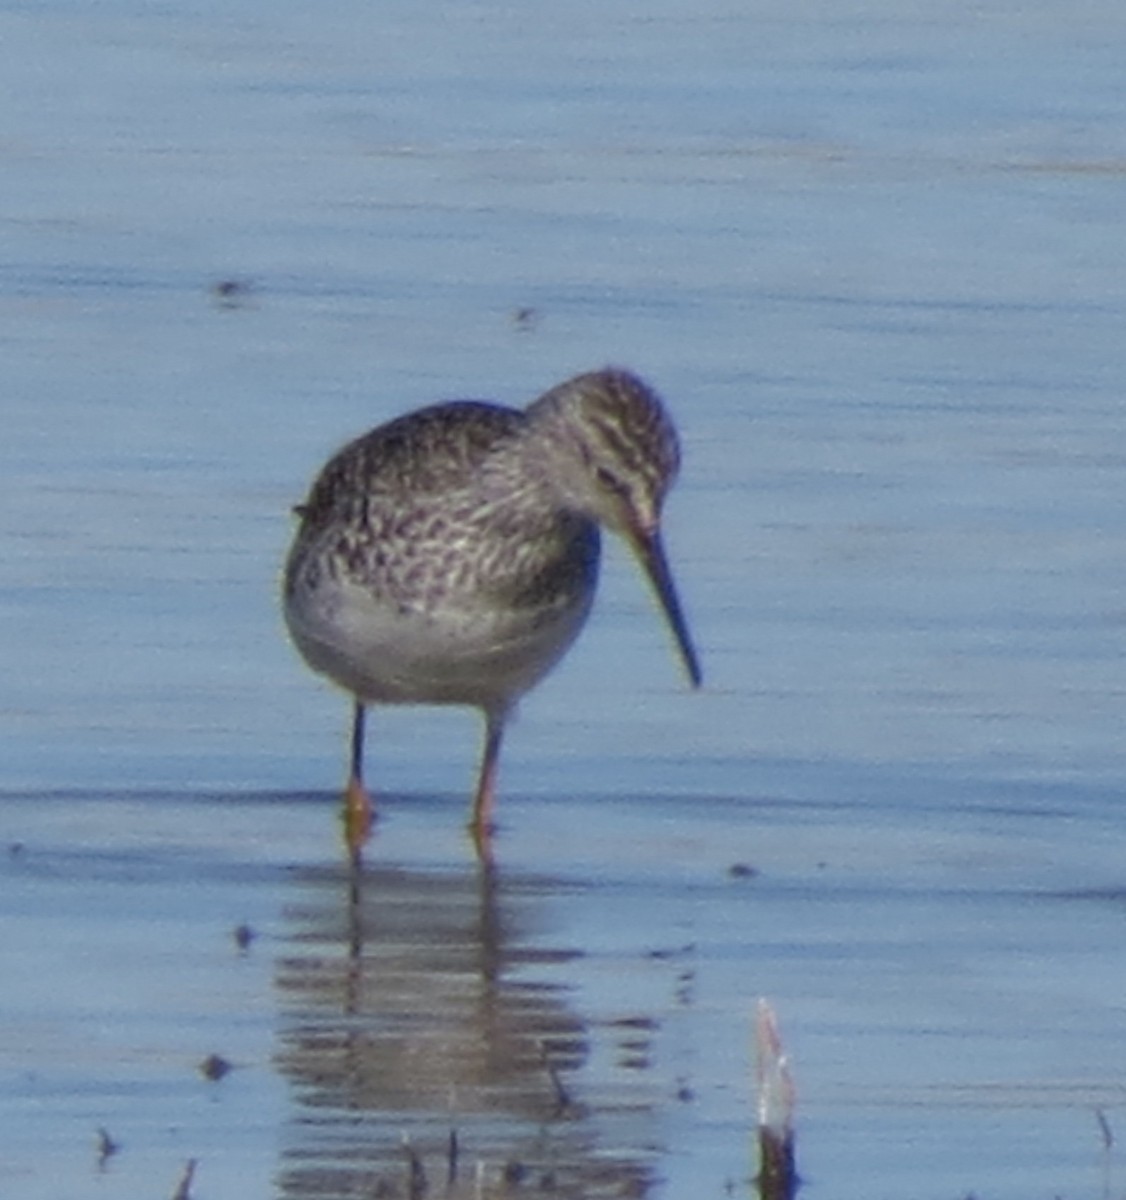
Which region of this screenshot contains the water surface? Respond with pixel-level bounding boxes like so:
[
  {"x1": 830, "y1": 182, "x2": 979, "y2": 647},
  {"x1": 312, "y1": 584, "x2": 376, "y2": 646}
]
[{"x1": 4, "y1": 2, "x2": 1126, "y2": 1197}]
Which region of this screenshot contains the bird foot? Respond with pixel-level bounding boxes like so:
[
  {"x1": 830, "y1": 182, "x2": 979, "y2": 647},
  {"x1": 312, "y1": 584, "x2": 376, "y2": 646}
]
[
  {"x1": 469, "y1": 813, "x2": 498, "y2": 864},
  {"x1": 343, "y1": 776, "x2": 375, "y2": 852}
]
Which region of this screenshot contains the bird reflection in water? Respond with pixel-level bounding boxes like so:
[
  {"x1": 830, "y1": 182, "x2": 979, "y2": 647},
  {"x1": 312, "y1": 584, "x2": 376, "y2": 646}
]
[{"x1": 273, "y1": 855, "x2": 662, "y2": 1198}]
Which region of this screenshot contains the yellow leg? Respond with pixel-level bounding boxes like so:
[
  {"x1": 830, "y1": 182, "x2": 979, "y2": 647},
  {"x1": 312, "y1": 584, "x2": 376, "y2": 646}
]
[
  {"x1": 343, "y1": 701, "x2": 374, "y2": 852},
  {"x1": 343, "y1": 771, "x2": 374, "y2": 851}
]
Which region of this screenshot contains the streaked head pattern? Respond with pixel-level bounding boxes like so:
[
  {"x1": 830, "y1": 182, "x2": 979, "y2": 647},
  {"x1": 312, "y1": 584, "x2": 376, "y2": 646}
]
[
  {"x1": 526, "y1": 368, "x2": 681, "y2": 538},
  {"x1": 527, "y1": 368, "x2": 700, "y2": 688}
]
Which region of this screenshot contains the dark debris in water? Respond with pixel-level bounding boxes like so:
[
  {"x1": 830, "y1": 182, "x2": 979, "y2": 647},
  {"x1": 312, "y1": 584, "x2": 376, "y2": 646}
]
[
  {"x1": 199, "y1": 1052, "x2": 233, "y2": 1081},
  {"x1": 95, "y1": 1125, "x2": 119, "y2": 1165},
  {"x1": 232, "y1": 922, "x2": 257, "y2": 951},
  {"x1": 502, "y1": 1158, "x2": 528, "y2": 1185},
  {"x1": 210, "y1": 278, "x2": 255, "y2": 309},
  {"x1": 645, "y1": 942, "x2": 695, "y2": 960},
  {"x1": 510, "y1": 305, "x2": 542, "y2": 332}
]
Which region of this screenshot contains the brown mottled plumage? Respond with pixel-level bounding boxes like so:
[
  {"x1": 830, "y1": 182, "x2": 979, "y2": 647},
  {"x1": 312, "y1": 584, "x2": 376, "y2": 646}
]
[{"x1": 283, "y1": 368, "x2": 700, "y2": 852}]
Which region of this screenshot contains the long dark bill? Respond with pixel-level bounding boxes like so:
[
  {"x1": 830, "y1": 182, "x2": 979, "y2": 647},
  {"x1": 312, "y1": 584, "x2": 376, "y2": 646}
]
[{"x1": 630, "y1": 525, "x2": 703, "y2": 689}]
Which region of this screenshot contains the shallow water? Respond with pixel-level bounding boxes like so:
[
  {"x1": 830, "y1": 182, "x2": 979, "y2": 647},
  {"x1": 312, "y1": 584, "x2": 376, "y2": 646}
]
[
  {"x1": 5, "y1": 2, "x2": 1126, "y2": 1197},
  {"x1": 8, "y1": 786, "x2": 1126, "y2": 1199}
]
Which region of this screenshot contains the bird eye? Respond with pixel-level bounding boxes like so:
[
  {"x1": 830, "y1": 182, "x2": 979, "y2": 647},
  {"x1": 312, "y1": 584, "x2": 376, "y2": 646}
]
[{"x1": 594, "y1": 466, "x2": 629, "y2": 497}]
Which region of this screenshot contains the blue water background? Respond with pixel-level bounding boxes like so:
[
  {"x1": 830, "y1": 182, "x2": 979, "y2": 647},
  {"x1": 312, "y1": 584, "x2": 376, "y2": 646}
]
[{"x1": 4, "y1": 2, "x2": 1126, "y2": 1197}]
